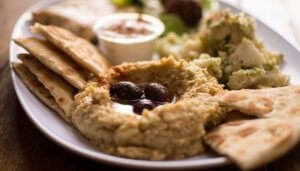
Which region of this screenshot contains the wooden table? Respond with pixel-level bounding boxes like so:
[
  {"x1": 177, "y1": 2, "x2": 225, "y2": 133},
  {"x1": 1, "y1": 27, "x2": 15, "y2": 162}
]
[{"x1": 1, "y1": 0, "x2": 300, "y2": 170}]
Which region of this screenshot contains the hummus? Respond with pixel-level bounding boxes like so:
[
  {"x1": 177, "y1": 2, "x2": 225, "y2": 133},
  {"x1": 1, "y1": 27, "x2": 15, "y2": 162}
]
[{"x1": 71, "y1": 57, "x2": 226, "y2": 160}]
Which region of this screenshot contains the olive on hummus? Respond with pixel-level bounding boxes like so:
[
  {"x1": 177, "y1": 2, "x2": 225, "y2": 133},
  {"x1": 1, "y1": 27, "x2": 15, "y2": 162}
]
[
  {"x1": 71, "y1": 57, "x2": 226, "y2": 160},
  {"x1": 110, "y1": 81, "x2": 174, "y2": 114}
]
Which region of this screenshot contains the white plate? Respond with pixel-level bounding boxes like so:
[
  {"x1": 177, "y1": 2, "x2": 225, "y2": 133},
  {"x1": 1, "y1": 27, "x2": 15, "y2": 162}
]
[{"x1": 9, "y1": 0, "x2": 300, "y2": 170}]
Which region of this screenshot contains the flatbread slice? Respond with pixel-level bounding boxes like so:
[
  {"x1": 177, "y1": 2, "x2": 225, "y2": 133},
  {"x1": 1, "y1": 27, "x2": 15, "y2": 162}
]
[
  {"x1": 219, "y1": 86, "x2": 300, "y2": 118},
  {"x1": 204, "y1": 118, "x2": 300, "y2": 170},
  {"x1": 18, "y1": 54, "x2": 75, "y2": 121},
  {"x1": 12, "y1": 62, "x2": 67, "y2": 121},
  {"x1": 14, "y1": 38, "x2": 87, "y2": 89},
  {"x1": 31, "y1": 23, "x2": 111, "y2": 78}
]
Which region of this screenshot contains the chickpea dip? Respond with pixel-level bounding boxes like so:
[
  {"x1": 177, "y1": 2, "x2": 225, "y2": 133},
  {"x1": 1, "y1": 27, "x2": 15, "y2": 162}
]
[{"x1": 93, "y1": 13, "x2": 165, "y2": 65}]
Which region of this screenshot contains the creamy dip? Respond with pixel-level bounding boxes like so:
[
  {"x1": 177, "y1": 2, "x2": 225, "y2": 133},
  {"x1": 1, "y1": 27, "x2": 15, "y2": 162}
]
[
  {"x1": 100, "y1": 17, "x2": 155, "y2": 39},
  {"x1": 93, "y1": 13, "x2": 165, "y2": 64},
  {"x1": 94, "y1": 13, "x2": 164, "y2": 43}
]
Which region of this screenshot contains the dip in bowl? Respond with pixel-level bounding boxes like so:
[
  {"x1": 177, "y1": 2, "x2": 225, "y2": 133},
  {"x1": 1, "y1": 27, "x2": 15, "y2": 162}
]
[{"x1": 93, "y1": 13, "x2": 165, "y2": 65}]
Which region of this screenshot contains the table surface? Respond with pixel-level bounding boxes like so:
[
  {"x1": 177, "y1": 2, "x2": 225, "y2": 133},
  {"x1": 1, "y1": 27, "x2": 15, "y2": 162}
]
[{"x1": 1, "y1": 0, "x2": 300, "y2": 170}]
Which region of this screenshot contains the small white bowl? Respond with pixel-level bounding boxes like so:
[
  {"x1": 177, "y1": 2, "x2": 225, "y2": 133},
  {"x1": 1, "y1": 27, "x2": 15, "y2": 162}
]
[{"x1": 93, "y1": 13, "x2": 165, "y2": 65}]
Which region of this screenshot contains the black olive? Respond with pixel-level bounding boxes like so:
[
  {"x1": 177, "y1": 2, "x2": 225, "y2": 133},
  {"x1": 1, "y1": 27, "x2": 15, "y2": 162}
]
[
  {"x1": 162, "y1": 0, "x2": 202, "y2": 26},
  {"x1": 144, "y1": 83, "x2": 170, "y2": 102},
  {"x1": 90, "y1": 36, "x2": 99, "y2": 45},
  {"x1": 134, "y1": 99, "x2": 156, "y2": 114},
  {"x1": 110, "y1": 81, "x2": 143, "y2": 100}
]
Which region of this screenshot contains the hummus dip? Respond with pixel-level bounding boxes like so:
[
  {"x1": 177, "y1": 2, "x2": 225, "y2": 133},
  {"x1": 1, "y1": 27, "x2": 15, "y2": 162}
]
[{"x1": 71, "y1": 57, "x2": 226, "y2": 160}]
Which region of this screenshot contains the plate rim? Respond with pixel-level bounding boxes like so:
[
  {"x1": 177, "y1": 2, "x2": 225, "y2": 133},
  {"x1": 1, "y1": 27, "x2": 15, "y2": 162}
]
[{"x1": 9, "y1": 0, "x2": 300, "y2": 169}]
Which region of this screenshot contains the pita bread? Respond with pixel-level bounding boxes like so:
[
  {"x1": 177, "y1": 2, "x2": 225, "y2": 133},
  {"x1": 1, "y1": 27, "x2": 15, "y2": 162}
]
[
  {"x1": 31, "y1": 23, "x2": 111, "y2": 78},
  {"x1": 18, "y1": 54, "x2": 75, "y2": 120},
  {"x1": 14, "y1": 38, "x2": 87, "y2": 89},
  {"x1": 204, "y1": 118, "x2": 300, "y2": 170},
  {"x1": 219, "y1": 86, "x2": 300, "y2": 118},
  {"x1": 12, "y1": 62, "x2": 68, "y2": 121}
]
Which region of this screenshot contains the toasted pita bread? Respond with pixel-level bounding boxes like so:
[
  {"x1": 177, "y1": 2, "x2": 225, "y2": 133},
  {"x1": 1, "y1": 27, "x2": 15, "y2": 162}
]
[
  {"x1": 14, "y1": 38, "x2": 87, "y2": 89},
  {"x1": 205, "y1": 118, "x2": 300, "y2": 170},
  {"x1": 219, "y1": 86, "x2": 300, "y2": 118},
  {"x1": 12, "y1": 62, "x2": 67, "y2": 121},
  {"x1": 18, "y1": 54, "x2": 75, "y2": 120},
  {"x1": 31, "y1": 23, "x2": 111, "y2": 78}
]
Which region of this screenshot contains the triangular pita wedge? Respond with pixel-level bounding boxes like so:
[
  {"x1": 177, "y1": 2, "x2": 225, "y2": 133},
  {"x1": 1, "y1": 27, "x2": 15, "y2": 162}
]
[
  {"x1": 12, "y1": 62, "x2": 67, "y2": 121},
  {"x1": 204, "y1": 118, "x2": 300, "y2": 170},
  {"x1": 219, "y1": 86, "x2": 300, "y2": 118},
  {"x1": 18, "y1": 54, "x2": 75, "y2": 120},
  {"x1": 31, "y1": 23, "x2": 111, "y2": 78},
  {"x1": 14, "y1": 38, "x2": 87, "y2": 89}
]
